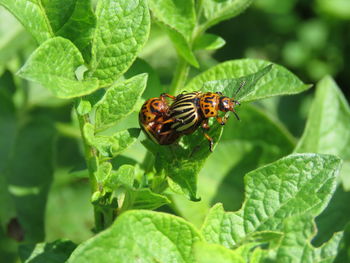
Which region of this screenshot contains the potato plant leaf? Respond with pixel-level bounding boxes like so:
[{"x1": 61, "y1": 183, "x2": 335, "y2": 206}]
[
  {"x1": 194, "y1": 242, "x2": 245, "y2": 263},
  {"x1": 123, "y1": 188, "x2": 171, "y2": 210},
  {"x1": 94, "y1": 74, "x2": 148, "y2": 130},
  {"x1": 274, "y1": 213, "x2": 343, "y2": 263},
  {"x1": 201, "y1": 0, "x2": 254, "y2": 30},
  {"x1": 193, "y1": 33, "x2": 226, "y2": 51},
  {"x1": 67, "y1": 210, "x2": 203, "y2": 263},
  {"x1": 19, "y1": 239, "x2": 76, "y2": 263},
  {"x1": 0, "y1": 0, "x2": 95, "y2": 60},
  {"x1": 0, "y1": 0, "x2": 53, "y2": 43},
  {"x1": 148, "y1": 0, "x2": 198, "y2": 67},
  {"x1": 201, "y1": 154, "x2": 341, "y2": 248},
  {"x1": 54, "y1": 0, "x2": 96, "y2": 61},
  {"x1": 88, "y1": 0, "x2": 150, "y2": 86},
  {"x1": 17, "y1": 37, "x2": 99, "y2": 99},
  {"x1": 295, "y1": 76, "x2": 350, "y2": 160},
  {"x1": 84, "y1": 123, "x2": 140, "y2": 158},
  {"x1": 185, "y1": 59, "x2": 311, "y2": 102}
]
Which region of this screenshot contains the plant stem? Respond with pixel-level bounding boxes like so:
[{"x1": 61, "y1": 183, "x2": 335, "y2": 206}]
[
  {"x1": 169, "y1": 0, "x2": 206, "y2": 95},
  {"x1": 169, "y1": 56, "x2": 190, "y2": 95},
  {"x1": 75, "y1": 106, "x2": 110, "y2": 232}
]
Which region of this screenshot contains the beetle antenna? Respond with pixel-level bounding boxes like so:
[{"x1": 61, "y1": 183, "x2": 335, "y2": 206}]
[
  {"x1": 233, "y1": 111, "x2": 240, "y2": 121},
  {"x1": 234, "y1": 80, "x2": 246, "y2": 96}
]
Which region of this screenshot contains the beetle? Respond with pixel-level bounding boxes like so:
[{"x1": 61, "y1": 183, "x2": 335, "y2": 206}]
[
  {"x1": 168, "y1": 91, "x2": 241, "y2": 151},
  {"x1": 139, "y1": 93, "x2": 180, "y2": 145}
]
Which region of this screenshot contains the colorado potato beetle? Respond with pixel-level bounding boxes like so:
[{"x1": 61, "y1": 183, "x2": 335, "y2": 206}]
[
  {"x1": 168, "y1": 90, "x2": 241, "y2": 151},
  {"x1": 139, "y1": 93, "x2": 180, "y2": 145}
]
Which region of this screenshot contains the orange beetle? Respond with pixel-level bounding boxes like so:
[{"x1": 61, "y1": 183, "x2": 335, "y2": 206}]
[
  {"x1": 168, "y1": 91, "x2": 241, "y2": 151},
  {"x1": 139, "y1": 93, "x2": 180, "y2": 145}
]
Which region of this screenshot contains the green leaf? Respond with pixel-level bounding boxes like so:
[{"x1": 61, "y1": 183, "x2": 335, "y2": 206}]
[
  {"x1": 17, "y1": 37, "x2": 99, "y2": 99},
  {"x1": 193, "y1": 33, "x2": 226, "y2": 51},
  {"x1": 84, "y1": 123, "x2": 140, "y2": 157},
  {"x1": 0, "y1": 0, "x2": 53, "y2": 43},
  {"x1": 142, "y1": 122, "x2": 223, "y2": 201},
  {"x1": 95, "y1": 74, "x2": 148, "y2": 129},
  {"x1": 67, "y1": 210, "x2": 203, "y2": 263},
  {"x1": 148, "y1": 0, "x2": 198, "y2": 67},
  {"x1": 6, "y1": 118, "x2": 55, "y2": 242},
  {"x1": 201, "y1": 64, "x2": 273, "y2": 101},
  {"x1": 108, "y1": 165, "x2": 135, "y2": 189},
  {"x1": 201, "y1": 154, "x2": 341, "y2": 248},
  {"x1": 88, "y1": 0, "x2": 150, "y2": 86},
  {"x1": 54, "y1": 0, "x2": 96, "y2": 61},
  {"x1": 163, "y1": 26, "x2": 199, "y2": 67},
  {"x1": 274, "y1": 213, "x2": 343, "y2": 263},
  {"x1": 185, "y1": 59, "x2": 311, "y2": 102},
  {"x1": 125, "y1": 188, "x2": 171, "y2": 210},
  {"x1": 194, "y1": 242, "x2": 245, "y2": 263},
  {"x1": 201, "y1": 0, "x2": 254, "y2": 29},
  {"x1": 19, "y1": 240, "x2": 76, "y2": 263},
  {"x1": 171, "y1": 103, "x2": 296, "y2": 226},
  {"x1": 295, "y1": 76, "x2": 350, "y2": 160},
  {"x1": 149, "y1": 0, "x2": 196, "y2": 40},
  {"x1": 76, "y1": 99, "x2": 91, "y2": 116}
]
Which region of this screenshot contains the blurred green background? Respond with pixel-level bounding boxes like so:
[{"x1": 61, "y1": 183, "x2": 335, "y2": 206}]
[{"x1": 1, "y1": 0, "x2": 350, "y2": 261}]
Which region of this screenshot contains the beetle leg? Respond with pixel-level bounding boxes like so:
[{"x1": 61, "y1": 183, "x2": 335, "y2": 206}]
[
  {"x1": 201, "y1": 120, "x2": 213, "y2": 151},
  {"x1": 203, "y1": 132, "x2": 214, "y2": 152},
  {"x1": 159, "y1": 130, "x2": 172, "y2": 135},
  {"x1": 232, "y1": 110, "x2": 240, "y2": 121},
  {"x1": 160, "y1": 93, "x2": 176, "y2": 100},
  {"x1": 216, "y1": 116, "x2": 227, "y2": 125},
  {"x1": 160, "y1": 118, "x2": 175, "y2": 125}
]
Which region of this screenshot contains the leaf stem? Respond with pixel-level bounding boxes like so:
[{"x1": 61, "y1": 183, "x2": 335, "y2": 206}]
[
  {"x1": 75, "y1": 104, "x2": 110, "y2": 232},
  {"x1": 169, "y1": 57, "x2": 190, "y2": 94}
]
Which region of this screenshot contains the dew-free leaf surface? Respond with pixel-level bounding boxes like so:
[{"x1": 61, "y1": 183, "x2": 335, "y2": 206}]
[
  {"x1": 88, "y1": 0, "x2": 150, "y2": 86},
  {"x1": 201, "y1": 154, "x2": 341, "y2": 248},
  {"x1": 18, "y1": 37, "x2": 99, "y2": 98},
  {"x1": 68, "y1": 210, "x2": 203, "y2": 263},
  {"x1": 185, "y1": 59, "x2": 311, "y2": 102}
]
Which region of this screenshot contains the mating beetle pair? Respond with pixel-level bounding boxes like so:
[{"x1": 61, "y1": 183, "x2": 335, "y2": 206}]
[{"x1": 139, "y1": 91, "x2": 241, "y2": 151}]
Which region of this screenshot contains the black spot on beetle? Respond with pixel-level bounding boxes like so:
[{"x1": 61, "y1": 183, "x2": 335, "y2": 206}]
[{"x1": 205, "y1": 109, "x2": 210, "y2": 114}]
